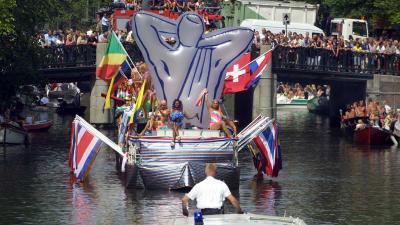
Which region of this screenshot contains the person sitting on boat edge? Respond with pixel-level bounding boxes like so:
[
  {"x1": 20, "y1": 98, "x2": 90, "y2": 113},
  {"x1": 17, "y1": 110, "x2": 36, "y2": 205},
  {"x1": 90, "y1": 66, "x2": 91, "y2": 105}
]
[
  {"x1": 170, "y1": 99, "x2": 198, "y2": 147},
  {"x1": 158, "y1": 100, "x2": 171, "y2": 130},
  {"x1": 181, "y1": 163, "x2": 243, "y2": 216},
  {"x1": 204, "y1": 90, "x2": 237, "y2": 138},
  {"x1": 139, "y1": 113, "x2": 162, "y2": 136}
]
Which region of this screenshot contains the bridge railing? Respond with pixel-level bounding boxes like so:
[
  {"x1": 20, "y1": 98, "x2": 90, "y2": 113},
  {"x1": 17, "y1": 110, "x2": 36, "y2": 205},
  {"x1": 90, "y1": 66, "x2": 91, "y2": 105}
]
[
  {"x1": 39, "y1": 43, "x2": 144, "y2": 69},
  {"x1": 39, "y1": 45, "x2": 97, "y2": 69},
  {"x1": 272, "y1": 46, "x2": 400, "y2": 75}
]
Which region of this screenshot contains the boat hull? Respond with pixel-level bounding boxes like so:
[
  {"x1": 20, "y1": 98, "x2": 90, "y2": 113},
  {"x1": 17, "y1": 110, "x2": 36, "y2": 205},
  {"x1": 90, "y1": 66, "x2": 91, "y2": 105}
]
[
  {"x1": 354, "y1": 127, "x2": 392, "y2": 145},
  {"x1": 125, "y1": 136, "x2": 239, "y2": 190},
  {"x1": 23, "y1": 121, "x2": 53, "y2": 132},
  {"x1": 0, "y1": 124, "x2": 28, "y2": 144}
]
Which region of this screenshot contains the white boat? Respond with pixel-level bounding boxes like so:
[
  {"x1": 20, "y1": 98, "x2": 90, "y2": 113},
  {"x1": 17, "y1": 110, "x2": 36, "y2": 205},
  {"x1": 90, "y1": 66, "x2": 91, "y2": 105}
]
[
  {"x1": 168, "y1": 213, "x2": 307, "y2": 225},
  {"x1": 0, "y1": 122, "x2": 28, "y2": 144}
]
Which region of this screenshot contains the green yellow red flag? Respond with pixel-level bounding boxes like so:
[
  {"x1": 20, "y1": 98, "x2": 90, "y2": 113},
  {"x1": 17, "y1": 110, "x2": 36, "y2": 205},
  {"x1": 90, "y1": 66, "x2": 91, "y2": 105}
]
[
  {"x1": 129, "y1": 79, "x2": 147, "y2": 125},
  {"x1": 96, "y1": 32, "x2": 127, "y2": 81}
]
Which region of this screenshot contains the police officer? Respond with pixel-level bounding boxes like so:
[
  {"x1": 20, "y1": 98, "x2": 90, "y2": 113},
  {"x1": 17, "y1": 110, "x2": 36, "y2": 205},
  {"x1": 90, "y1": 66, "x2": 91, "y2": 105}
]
[{"x1": 181, "y1": 163, "x2": 244, "y2": 216}]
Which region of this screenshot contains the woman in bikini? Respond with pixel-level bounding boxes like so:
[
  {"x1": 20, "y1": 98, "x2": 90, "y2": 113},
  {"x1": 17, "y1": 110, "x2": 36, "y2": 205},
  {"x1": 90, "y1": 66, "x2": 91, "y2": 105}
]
[
  {"x1": 204, "y1": 90, "x2": 237, "y2": 138},
  {"x1": 170, "y1": 99, "x2": 198, "y2": 147}
]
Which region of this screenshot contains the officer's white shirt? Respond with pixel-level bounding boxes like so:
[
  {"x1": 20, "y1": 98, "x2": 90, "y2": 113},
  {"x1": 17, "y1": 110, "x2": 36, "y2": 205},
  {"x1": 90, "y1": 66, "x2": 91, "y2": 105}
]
[{"x1": 187, "y1": 176, "x2": 231, "y2": 209}]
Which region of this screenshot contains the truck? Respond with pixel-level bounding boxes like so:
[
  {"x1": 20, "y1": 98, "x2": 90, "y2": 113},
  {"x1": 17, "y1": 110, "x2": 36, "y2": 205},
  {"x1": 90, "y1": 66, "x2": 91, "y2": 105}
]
[
  {"x1": 330, "y1": 18, "x2": 369, "y2": 40},
  {"x1": 220, "y1": 0, "x2": 369, "y2": 41}
]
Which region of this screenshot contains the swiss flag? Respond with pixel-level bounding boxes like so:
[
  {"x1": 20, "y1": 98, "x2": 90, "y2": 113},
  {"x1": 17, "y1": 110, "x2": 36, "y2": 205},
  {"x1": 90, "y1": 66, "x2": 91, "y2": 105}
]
[{"x1": 223, "y1": 53, "x2": 251, "y2": 94}]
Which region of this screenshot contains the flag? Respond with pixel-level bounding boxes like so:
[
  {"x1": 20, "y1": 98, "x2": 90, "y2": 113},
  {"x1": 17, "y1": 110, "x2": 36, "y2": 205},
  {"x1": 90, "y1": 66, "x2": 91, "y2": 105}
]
[
  {"x1": 69, "y1": 115, "x2": 126, "y2": 182},
  {"x1": 104, "y1": 60, "x2": 129, "y2": 109},
  {"x1": 223, "y1": 53, "x2": 251, "y2": 94},
  {"x1": 246, "y1": 49, "x2": 273, "y2": 89},
  {"x1": 96, "y1": 31, "x2": 128, "y2": 81},
  {"x1": 195, "y1": 89, "x2": 208, "y2": 107},
  {"x1": 69, "y1": 120, "x2": 104, "y2": 181},
  {"x1": 252, "y1": 120, "x2": 282, "y2": 177},
  {"x1": 129, "y1": 79, "x2": 147, "y2": 125}
]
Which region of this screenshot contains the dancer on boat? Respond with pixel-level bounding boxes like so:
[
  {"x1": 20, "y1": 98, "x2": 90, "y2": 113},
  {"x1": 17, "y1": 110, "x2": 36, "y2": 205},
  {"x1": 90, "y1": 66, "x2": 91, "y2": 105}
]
[
  {"x1": 204, "y1": 90, "x2": 237, "y2": 137},
  {"x1": 170, "y1": 99, "x2": 198, "y2": 147}
]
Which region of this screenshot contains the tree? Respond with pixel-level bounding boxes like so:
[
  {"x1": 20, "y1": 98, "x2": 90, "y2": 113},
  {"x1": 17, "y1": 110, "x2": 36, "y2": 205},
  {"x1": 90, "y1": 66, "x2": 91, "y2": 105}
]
[{"x1": 317, "y1": 0, "x2": 400, "y2": 29}]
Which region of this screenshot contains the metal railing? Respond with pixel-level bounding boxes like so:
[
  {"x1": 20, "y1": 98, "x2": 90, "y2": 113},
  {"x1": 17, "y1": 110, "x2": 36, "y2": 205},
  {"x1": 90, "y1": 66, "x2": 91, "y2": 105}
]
[
  {"x1": 39, "y1": 45, "x2": 97, "y2": 69},
  {"x1": 39, "y1": 44, "x2": 400, "y2": 76},
  {"x1": 272, "y1": 46, "x2": 400, "y2": 75},
  {"x1": 39, "y1": 43, "x2": 144, "y2": 69}
]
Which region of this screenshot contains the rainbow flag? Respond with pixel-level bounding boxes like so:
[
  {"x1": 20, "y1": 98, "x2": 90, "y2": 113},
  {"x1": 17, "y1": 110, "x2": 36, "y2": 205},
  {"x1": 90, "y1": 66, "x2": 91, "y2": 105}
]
[{"x1": 96, "y1": 31, "x2": 128, "y2": 81}]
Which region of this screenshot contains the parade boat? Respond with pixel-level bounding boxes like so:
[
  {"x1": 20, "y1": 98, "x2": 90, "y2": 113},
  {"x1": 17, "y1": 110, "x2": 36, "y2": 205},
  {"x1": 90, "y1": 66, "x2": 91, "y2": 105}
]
[
  {"x1": 353, "y1": 126, "x2": 393, "y2": 146},
  {"x1": 23, "y1": 120, "x2": 53, "y2": 132},
  {"x1": 125, "y1": 131, "x2": 239, "y2": 190},
  {"x1": 0, "y1": 122, "x2": 28, "y2": 145},
  {"x1": 122, "y1": 114, "x2": 272, "y2": 190}
]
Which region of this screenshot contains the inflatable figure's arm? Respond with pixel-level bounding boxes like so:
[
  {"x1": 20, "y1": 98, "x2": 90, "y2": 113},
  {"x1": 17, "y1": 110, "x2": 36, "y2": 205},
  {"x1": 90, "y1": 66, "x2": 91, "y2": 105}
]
[
  {"x1": 198, "y1": 28, "x2": 253, "y2": 50},
  {"x1": 132, "y1": 12, "x2": 178, "y2": 52}
]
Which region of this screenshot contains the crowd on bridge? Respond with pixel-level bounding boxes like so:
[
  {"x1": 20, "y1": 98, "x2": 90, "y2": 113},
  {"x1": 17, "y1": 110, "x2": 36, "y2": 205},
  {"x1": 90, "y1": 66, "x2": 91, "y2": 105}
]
[
  {"x1": 342, "y1": 99, "x2": 400, "y2": 131},
  {"x1": 112, "y1": 0, "x2": 221, "y2": 13},
  {"x1": 253, "y1": 29, "x2": 400, "y2": 75}
]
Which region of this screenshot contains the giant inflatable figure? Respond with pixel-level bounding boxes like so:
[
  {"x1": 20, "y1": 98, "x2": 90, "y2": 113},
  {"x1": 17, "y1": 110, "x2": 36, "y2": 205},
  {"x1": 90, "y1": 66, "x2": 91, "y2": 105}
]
[{"x1": 132, "y1": 12, "x2": 253, "y2": 128}]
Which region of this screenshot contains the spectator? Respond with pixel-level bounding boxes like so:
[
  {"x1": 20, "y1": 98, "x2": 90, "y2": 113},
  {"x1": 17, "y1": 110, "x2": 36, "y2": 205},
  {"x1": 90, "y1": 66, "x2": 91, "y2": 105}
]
[
  {"x1": 99, "y1": 32, "x2": 109, "y2": 43},
  {"x1": 101, "y1": 14, "x2": 111, "y2": 33}
]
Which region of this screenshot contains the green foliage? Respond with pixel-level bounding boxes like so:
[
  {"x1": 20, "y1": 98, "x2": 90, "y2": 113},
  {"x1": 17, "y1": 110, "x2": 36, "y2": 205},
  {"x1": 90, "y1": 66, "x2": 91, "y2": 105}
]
[
  {"x1": 0, "y1": 0, "x2": 109, "y2": 101},
  {"x1": 310, "y1": 0, "x2": 400, "y2": 28},
  {"x1": 0, "y1": 0, "x2": 16, "y2": 36}
]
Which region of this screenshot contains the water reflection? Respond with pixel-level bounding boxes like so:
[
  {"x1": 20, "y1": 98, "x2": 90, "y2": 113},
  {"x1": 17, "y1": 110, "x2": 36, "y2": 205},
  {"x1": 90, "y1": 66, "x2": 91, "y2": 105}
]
[
  {"x1": 1, "y1": 109, "x2": 400, "y2": 224},
  {"x1": 250, "y1": 178, "x2": 281, "y2": 216}
]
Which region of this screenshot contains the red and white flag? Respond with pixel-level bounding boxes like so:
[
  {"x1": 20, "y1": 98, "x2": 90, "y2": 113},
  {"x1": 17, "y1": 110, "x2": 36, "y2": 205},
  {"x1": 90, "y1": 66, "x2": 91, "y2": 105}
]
[
  {"x1": 69, "y1": 115, "x2": 126, "y2": 182},
  {"x1": 223, "y1": 53, "x2": 251, "y2": 94}
]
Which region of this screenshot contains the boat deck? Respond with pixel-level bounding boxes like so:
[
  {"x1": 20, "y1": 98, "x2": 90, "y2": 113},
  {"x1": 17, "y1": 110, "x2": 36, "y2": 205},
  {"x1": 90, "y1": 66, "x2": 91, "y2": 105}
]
[{"x1": 167, "y1": 213, "x2": 306, "y2": 225}]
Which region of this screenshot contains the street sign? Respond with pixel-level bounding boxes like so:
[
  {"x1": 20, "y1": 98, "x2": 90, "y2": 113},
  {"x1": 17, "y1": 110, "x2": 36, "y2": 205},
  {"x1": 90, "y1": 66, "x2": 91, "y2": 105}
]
[
  {"x1": 282, "y1": 13, "x2": 290, "y2": 37},
  {"x1": 282, "y1": 13, "x2": 290, "y2": 25}
]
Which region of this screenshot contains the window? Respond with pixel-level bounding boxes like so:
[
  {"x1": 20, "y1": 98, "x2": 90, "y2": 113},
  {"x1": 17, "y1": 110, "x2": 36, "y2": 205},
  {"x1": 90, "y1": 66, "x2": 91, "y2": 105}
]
[
  {"x1": 353, "y1": 21, "x2": 367, "y2": 37},
  {"x1": 331, "y1": 22, "x2": 342, "y2": 34}
]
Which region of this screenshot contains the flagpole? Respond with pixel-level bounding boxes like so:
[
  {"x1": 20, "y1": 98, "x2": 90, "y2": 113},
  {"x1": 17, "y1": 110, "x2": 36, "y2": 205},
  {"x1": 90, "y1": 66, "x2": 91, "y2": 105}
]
[
  {"x1": 112, "y1": 31, "x2": 143, "y2": 79},
  {"x1": 74, "y1": 115, "x2": 124, "y2": 156},
  {"x1": 238, "y1": 48, "x2": 273, "y2": 71}
]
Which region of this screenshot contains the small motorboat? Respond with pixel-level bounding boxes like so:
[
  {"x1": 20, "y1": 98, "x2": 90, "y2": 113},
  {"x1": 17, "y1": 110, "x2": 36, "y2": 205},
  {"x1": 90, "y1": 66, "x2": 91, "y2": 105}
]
[
  {"x1": 0, "y1": 122, "x2": 28, "y2": 145},
  {"x1": 354, "y1": 126, "x2": 393, "y2": 145},
  {"x1": 168, "y1": 213, "x2": 306, "y2": 225},
  {"x1": 23, "y1": 120, "x2": 53, "y2": 132},
  {"x1": 307, "y1": 96, "x2": 329, "y2": 114}
]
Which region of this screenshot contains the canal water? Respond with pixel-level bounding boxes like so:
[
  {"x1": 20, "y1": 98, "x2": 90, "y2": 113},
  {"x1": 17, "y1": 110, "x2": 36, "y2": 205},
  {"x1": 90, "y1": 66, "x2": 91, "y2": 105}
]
[{"x1": 1, "y1": 108, "x2": 399, "y2": 225}]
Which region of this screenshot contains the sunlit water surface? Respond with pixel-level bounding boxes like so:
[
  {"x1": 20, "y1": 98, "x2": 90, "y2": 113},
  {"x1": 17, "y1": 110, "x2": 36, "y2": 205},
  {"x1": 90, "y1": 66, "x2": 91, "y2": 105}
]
[{"x1": 1, "y1": 108, "x2": 399, "y2": 224}]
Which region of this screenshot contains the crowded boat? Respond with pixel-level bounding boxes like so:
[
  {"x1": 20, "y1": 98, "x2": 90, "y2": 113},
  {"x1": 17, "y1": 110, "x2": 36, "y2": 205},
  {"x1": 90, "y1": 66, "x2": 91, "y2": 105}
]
[{"x1": 341, "y1": 99, "x2": 400, "y2": 146}]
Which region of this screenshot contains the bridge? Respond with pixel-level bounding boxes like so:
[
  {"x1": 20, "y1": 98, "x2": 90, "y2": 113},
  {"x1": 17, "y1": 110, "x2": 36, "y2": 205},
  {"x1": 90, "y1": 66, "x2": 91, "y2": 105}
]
[
  {"x1": 40, "y1": 44, "x2": 400, "y2": 82},
  {"x1": 39, "y1": 44, "x2": 143, "y2": 82},
  {"x1": 38, "y1": 44, "x2": 400, "y2": 125}
]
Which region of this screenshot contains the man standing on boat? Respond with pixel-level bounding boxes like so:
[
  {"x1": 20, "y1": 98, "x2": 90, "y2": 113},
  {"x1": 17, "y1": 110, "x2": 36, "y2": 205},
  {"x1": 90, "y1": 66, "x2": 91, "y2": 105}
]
[{"x1": 181, "y1": 163, "x2": 244, "y2": 216}]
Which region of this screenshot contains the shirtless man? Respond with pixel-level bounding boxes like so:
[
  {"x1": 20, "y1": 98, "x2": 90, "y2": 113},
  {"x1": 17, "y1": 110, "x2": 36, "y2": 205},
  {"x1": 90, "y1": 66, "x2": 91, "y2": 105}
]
[
  {"x1": 357, "y1": 100, "x2": 366, "y2": 117},
  {"x1": 158, "y1": 100, "x2": 171, "y2": 129}
]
